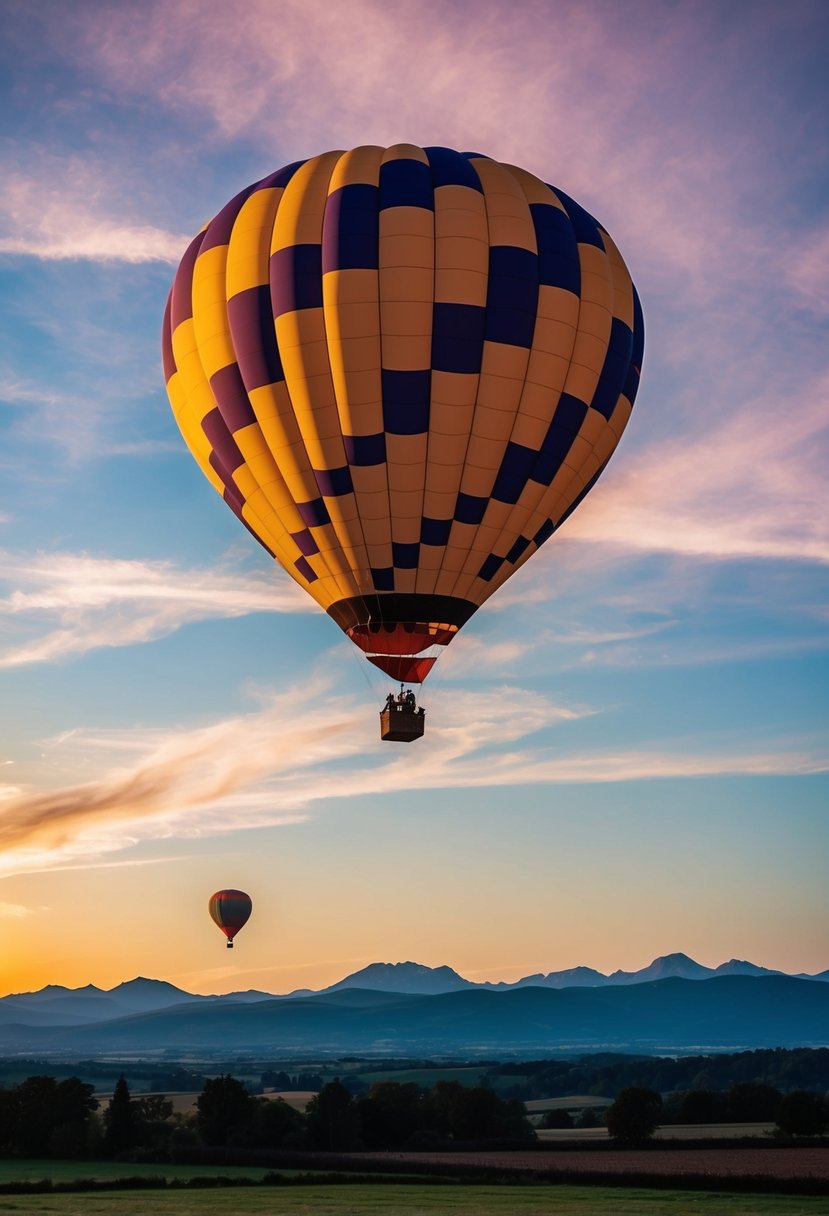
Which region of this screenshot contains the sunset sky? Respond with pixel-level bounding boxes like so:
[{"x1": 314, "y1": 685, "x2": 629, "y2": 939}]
[{"x1": 1, "y1": 0, "x2": 827, "y2": 998}]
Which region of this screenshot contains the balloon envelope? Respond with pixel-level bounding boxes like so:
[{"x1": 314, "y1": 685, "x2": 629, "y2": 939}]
[
  {"x1": 164, "y1": 146, "x2": 643, "y2": 680},
  {"x1": 208, "y1": 889, "x2": 252, "y2": 943}
]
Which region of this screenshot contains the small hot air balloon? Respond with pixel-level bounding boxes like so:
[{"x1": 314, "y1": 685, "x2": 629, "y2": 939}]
[
  {"x1": 208, "y1": 889, "x2": 252, "y2": 948},
  {"x1": 163, "y1": 146, "x2": 643, "y2": 741}
]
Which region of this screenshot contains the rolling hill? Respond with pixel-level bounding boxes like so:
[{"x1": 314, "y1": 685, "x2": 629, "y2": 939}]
[{"x1": 1, "y1": 975, "x2": 827, "y2": 1055}]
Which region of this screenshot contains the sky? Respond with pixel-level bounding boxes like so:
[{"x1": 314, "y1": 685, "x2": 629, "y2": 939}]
[{"x1": 1, "y1": 0, "x2": 827, "y2": 999}]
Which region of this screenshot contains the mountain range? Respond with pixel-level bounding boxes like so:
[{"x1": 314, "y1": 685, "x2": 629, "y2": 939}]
[
  {"x1": 1, "y1": 953, "x2": 827, "y2": 1054},
  {"x1": 332, "y1": 953, "x2": 829, "y2": 993},
  {"x1": 3, "y1": 953, "x2": 828, "y2": 1024}
]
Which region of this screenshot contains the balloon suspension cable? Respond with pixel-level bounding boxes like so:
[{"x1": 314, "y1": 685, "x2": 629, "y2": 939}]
[{"x1": 347, "y1": 622, "x2": 380, "y2": 703}]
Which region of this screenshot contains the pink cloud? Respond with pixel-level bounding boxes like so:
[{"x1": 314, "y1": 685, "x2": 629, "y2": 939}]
[
  {"x1": 564, "y1": 378, "x2": 829, "y2": 564},
  {"x1": 785, "y1": 225, "x2": 829, "y2": 316},
  {"x1": 0, "y1": 164, "x2": 188, "y2": 263},
  {"x1": 67, "y1": 0, "x2": 806, "y2": 298}
]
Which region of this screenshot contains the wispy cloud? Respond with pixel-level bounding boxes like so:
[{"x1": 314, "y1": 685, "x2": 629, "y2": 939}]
[
  {"x1": 437, "y1": 620, "x2": 676, "y2": 678},
  {"x1": 438, "y1": 635, "x2": 541, "y2": 680},
  {"x1": 0, "y1": 377, "x2": 180, "y2": 466},
  {"x1": 0, "y1": 550, "x2": 311, "y2": 667},
  {"x1": 168, "y1": 954, "x2": 376, "y2": 986},
  {"x1": 0, "y1": 901, "x2": 44, "y2": 920},
  {"x1": 1, "y1": 675, "x2": 824, "y2": 877},
  {"x1": 22, "y1": 854, "x2": 188, "y2": 875},
  {"x1": 0, "y1": 676, "x2": 360, "y2": 875},
  {"x1": 785, "y1": 225, "x2": 829, "y2": 317},
  {"x1": 577, "y1": 630, "x2": 829, "y2": 671},
  {"x1": 65, "y1": 0, "x2": 818, "y2": 307},
  {"x1": 564, "y1": 382, "x2": 829, "y2": 566},
  {"x1": 0, "y1": 166, "x2": 188, "y2": 264}
]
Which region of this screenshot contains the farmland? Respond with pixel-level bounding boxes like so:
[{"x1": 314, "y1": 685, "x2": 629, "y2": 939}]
[
  {"x1": 0, "y1": 1183, "x2": 828, "y2": 1216},
  {"x1": 358, "y1": 1146, "x2": 829, "y2": 1181}
]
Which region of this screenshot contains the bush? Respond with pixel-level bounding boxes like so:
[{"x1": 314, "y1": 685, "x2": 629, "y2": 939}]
[
  {"x1": 606, "y1": 1087, "x2": 662, "y2": 1142},
  {"x1": 775, "y1": 1091, "x2": 826, "y2": 1137}
]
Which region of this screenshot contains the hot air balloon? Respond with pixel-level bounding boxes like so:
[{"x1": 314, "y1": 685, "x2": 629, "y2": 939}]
[
  {"x1": 208, "y1": 889, "x2": 252, "y2": 948},
  {"x1": 163, "y1": 146, "x2": 643, "y2": 741}
]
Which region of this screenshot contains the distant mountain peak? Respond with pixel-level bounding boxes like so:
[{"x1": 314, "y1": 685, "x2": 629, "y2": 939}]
[
  {"x1": 50, "y1": 983, "x2": 104, "y2": 995},
  {"x1": 714, "y1": 959, "x2": 781, "y2": 977},
  {"x1": 325, "y1": 961, "x2": 471, "y2": 995},
  {"x1": 103, "y1": 976, "x2": 199, "y2": 1011},
  {"x1": 607, "y1": 953, "x2": 714, "y2": 985},
  {"x1": 110, "y1": 977, "x2": 186, "y2": 993}
]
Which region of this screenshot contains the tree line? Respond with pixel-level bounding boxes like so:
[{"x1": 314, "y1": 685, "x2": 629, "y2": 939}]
[
  {"x1": 1, "y1": 1066, "x2": 825, "y2": 1161},
  {"x1": 488, "y1": 1047, "x2": 829, "y2": 1100},
  {"x1": 547, "y1": 1083, "x2": 828, "y2": 1139},
  {"x1": 0, "y1": 1074, "x2": 533, "y2": 1159}
]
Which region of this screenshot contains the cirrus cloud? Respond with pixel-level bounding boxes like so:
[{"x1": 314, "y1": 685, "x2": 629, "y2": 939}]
[
  {"x1": 1, "y1": 674, "x2": 824, "y2": 878},
  {"x1": 0, "y1": 165, "x2": 188, "y2": 264},
  {"x1": 0, "y1": 549, "x2": 311, "y2": 668}
]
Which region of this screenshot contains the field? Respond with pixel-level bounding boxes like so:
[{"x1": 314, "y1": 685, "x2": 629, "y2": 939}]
[
  {"x1": 0, "y1": 1160, "x2": 275, "y2": 1183},
  {"x1": 153, "y1": 1089, "x2": 318, "y2": 1114},
  {"x1": 359, "y1": 1147, "x2": 829, "y2": 1181},
  {"x1": 1, "y1": 1184, "x2": 828, "y2": 1215},
  {"x1": 536, "y1": 1122, "x2": 775, "y2": 1141},
  {"x1": 525, "y1": 1095, "x2": 613, "y2": 1112},
  {"x1": 1, "y1": 1152, "x2": 828, "y2": 1215}
]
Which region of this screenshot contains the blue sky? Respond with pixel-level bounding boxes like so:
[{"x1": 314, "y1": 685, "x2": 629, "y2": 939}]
[{"x1": 0, "y1": 0, "x2": 827, "y2": 995}]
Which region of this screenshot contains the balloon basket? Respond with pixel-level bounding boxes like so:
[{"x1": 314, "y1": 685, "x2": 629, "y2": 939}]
[
  {"x1": 380, "y1": 708, "x2": 425, "y2": 743},
  {"x1": 226, "y1": 941, "x2": 233, "y2": 949}
]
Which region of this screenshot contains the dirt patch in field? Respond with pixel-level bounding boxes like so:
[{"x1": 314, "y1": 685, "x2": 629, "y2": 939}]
[
  {"x1": 357, "y1": 1147, "x2": 829, "y2": 1180},
  {"x1": 263, "y1": 1090, "x2": 316, "y2": 1111}
]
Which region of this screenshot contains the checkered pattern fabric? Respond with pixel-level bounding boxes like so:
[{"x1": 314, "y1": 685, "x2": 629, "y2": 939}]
[{"x1": 163, "y1": 146, "x2": 643, "y2": 676}]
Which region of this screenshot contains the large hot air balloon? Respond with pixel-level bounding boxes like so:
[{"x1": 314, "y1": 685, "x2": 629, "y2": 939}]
[
  {"x1": 163, "y1": 146, "x2": 643, "y2": 741},
  {"x1": 208, "y1": 889, "x2": 252, "y2": 948}
]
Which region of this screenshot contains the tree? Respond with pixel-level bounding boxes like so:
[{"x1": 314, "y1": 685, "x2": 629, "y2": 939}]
[
  {"x1": 196, "y1": 1075, "x2": 256, "y2": 1146},
  {"x1": 133, "y1": 1094, "x2": 174, "y2": 1152},
  {"x1": 261, "y1": 1070, "x2": 292, "y2": 1091},
  {"x1": 251, "y1": 1096, "x2": 306, "y2": 1148},
  {"x1": 103, "y1": 1076, "x2": 137, "y2": 1156},
  {"x1": 357, "y1": 1081, "x2": 423, "y2": 1149},
  {"x1": 424, "y1": 1082, "x2": 534, "y2": 1143},
  {"x1": 134, "y1": 1094, "x2": 174, "y2": 1123},
  {"x1": 306, "y1": 1079, "x2": 361, "y2": 1150},
  {"x1": 606, "y1": 1087, "x2": 662, "y2": 1143},
  {"x1": 296, "y1": 1072, "x2": 324, "y2": 1091},
  {"x1": 727, "y1": 1082, "x2": 782, "y2": 1122},
  {"x1": 775, "y1": 1091, "x2": 826, "y2": 1137},
  {"x1": 13, "y1": 1075, "x2": 98, "y2": 1157},
  {"x1": 14, "y1": 1076, "x2": 62, "y2": 1156},
  {"x1": 678, "y1": 1089, "x2": 726, "y2": 1124},
  {"x1": 541, "y1": 1109, "x2": 573, "y2": 1129},
  {"x1": 0, "y1": 1087, "x2": 21, "y2": 1151}
]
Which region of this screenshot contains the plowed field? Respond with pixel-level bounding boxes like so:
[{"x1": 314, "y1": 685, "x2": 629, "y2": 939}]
[{"x1": 359, "y1": 1147, "x2": 829, "y2": 1180}]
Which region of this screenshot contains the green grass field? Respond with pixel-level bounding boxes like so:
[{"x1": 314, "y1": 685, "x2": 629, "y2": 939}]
[
  {"x1": 525, "y1": 1095, "x2": 612, "y2": 1112},
  {"x1": 0, "y1": 1160, "x2": 276, "y2": 1183},
  {"x1": 1, "y1": 1184, "x2": 828, "y2": 1215}
]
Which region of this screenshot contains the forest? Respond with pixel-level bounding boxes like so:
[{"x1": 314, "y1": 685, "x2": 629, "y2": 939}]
[{"x1": 1, "y1": 1046, "x2": 828, "y2": 1161}]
